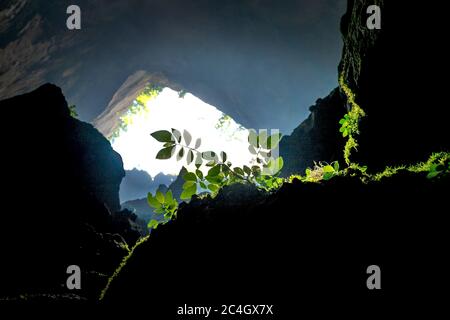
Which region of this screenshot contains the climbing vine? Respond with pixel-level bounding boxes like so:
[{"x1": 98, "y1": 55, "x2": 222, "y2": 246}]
[{"x1": 338, "y1": 73, "x2": 366, "y2": 165}]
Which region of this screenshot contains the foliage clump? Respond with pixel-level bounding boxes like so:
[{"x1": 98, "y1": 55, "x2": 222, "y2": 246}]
[
  {"x1": 69, "y1": 105, "x2": 78, "y2": 118},
  {"x1": 110, "y1": 83, "x2": 163, "y2": 141},
  {"x1": 147, "y1": 128, "x2": 285, "y2": 229}
]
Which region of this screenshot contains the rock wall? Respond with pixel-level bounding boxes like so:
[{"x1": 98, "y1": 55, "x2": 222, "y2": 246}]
[
  {"x1": 0, "y1": 0, "x2": 345, "y2": 133},
  {"x1": 0, "y1": 84, "x2": 140, "y2": 299},
  {"x1": 280, "y1": 87, "x2": 346, "y2": 176},
  {"x1": 339, "y1": 0, "x2": 449, "y2": 169}
]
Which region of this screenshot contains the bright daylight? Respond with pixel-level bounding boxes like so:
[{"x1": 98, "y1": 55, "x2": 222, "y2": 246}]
[{"x1": 111, "y1": 87, "x2": 255, "y2": 177}]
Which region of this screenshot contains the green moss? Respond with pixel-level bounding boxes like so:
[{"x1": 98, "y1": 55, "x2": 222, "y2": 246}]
[
  {"x1": 339, "y1": 73, "x2": 366, "y2": 165},
  {"x1": 99, "y1": 235, "x2": 150, "y2": 301},
  {"x1": 373, "y1": 166, "x2": 406, "y2": 181},
  {"x1": 407, "y1": 152, "x2": 449, "y2": 173}
]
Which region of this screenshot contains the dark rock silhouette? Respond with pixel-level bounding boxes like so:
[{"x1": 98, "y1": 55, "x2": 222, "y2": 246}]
[
  {"x1": 339, "y1": 0, "x2": 449, "y2": 169},
  {"x1": 102, "y1": 174, "x2": 449, "y2": 313},
  {"x1": 100, "y1": 1, "x2": 450, "y2": 315},
  {"x1": 0, "y1": 84, "x2": 140, "y2": 299},
  {"x1": 280, "y1": 87, "x2": 346, "y2": 176}
]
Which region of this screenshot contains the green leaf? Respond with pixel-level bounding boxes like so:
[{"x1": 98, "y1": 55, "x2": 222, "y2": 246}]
[
  {"x1": 183, "y1": 181, "x2": 196, "y2": 190},
  {"x1": 171, "y1": 128, "x2": 182, "y2": 143},
  {"x1": 163, "y1": 142, "x2": 175, "y2": 147},
  {"x1": 205, "y1": 173, "x2": 224, "y2": 184},
  {"x1": 156, "y1": 190, "x2": 165, "y2": 204},
  {"x1": 208, "y1": 165, "x2": 221, "y2": 177},
  {"x1": 147, "y1": 219, "x2": 159, "y2": 230},
  {"x1": 180, "y1": 183, "x2": 197, "y2": 200},
  {"x1": 202, "y1": 151, "x2": 216, "y2": 160},
  {"x1": 265, "y1": 157, "x2": 283, "y2": 175},
  {"x1": 252, "y1": 166, "x2": 261, "y2": 175},
  {"x1": 205, "y1": 160, "x2": 216, "y2": 167},
  {"x1": 151, "y1": 130, "x2": 174, "y2": 143},
  {"x1": 183, "y1": 172, "x2": 197, "y2": 181},
  {"x1": 277, "y1": 157, "x2": 284, "y2": 172},
  {"x1": 221, "y1": 164, "x2": 230, "y2": 175},
  {"x1": 165, "y1": 190, "x2": 174, "y2": 203},
  {"x1": 195, "y1": 138, "x2": 201, "y2": 149},
  {"x1": 183, "y1": 129, "x2": 192, "y2": 146},
  {"x1": 259, "y1": 131, "x2": 268, "y2": 148},
  {"x1": 333, "y1": 161, "x2": 340, "y2": 172},
  {"x1": 147, "y1": 193, "x2": 161, "y2": 209},
  {"x1": 267, "y1": 133, "x2": 282, "y2": 150},
  {"x1": 177, "y1": 147, "x2": 184, "y2": 161},
  {"x1": 208, "y1": 184, "x2": 219, "y2": 192},
  {"x1": 243, "y1": 165, "x2": 251, "y2": 175},
  {"x1": 339, "y1": 118, "x2": 346, "y2": 125},
  {"x1": 220, "y1": 151, "x2": 227, "y2": 162},
  {"x1": 156, "y1": 146, "x2": 175, "y2": 159},
  {"x1": 427, "y1": 171, "x2": 441, "y2": 179},
  {"x1": 186, "y1": 150, "x2": 194, "y2": 165},
  {"x1": 199, "y1": 181, "x2": 207, "y2": 189},
  {"x1": 196, "y1": 169, "x2": 204, "y2": 180},
  {"x1": 248, "y1": 145, "x2": 257, "y2": 155},
  {"x1": 343, "y1": 130, "x2": 349, "y2": 137},
  {"x1": 322, "y1": 165, "x2": 335, "y2": 173},
  {"x1": 195, "y1": 152, "x2": 202, "y2": 168},
  {"x1": 248, "y1": 130, "x2": 259, "y2": 148},
  {"x1": 323, "y1": 172, "x2": 334, "y2": 181},
  {"x1": 233, "y1": 167, "x2": 245, "y2": 176}
]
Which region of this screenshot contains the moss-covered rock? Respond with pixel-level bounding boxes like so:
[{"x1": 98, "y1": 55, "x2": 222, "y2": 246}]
[{"x1": 339, "y1": 0, "x2": 449, "y2": 169}]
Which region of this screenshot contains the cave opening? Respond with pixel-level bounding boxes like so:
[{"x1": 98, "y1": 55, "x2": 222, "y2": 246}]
[{"x1": 110, "y1": 85, "x2": 257, "y2": 204}]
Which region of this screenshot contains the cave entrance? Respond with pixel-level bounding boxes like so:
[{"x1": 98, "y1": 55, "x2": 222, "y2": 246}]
[{"x1": 109, "y1": 85, "x2": 254, "y2": 202}]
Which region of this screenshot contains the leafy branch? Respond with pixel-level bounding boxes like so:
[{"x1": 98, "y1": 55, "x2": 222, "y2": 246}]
[
  {"x1": 150, "y1": 128, "x2": 285, "y2": 203},
  {"x1": 146, "y1": 190, "x2": 178, "y2": 230}
]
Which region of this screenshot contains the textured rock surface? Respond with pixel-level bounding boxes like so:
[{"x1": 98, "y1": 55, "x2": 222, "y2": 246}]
[
  {"x1": 280, "y1": 87, "x2": 346, "y2": 176},
  {"x1": 0, "y1": 84, "x2": 140, "y2": 299},
  {"x1": 0, "y1": 0, "x2": 345, "y2": 132},
  {"x1": 102, "y1": 175, "x2": 450, "y2": 314},
  {"x1": 339, "y1": 0, "x2": 449, "y2": 169}
]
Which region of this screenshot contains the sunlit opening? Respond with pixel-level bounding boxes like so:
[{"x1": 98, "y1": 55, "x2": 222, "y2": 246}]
[{"x1": 111, "y1": 88, "x2": 254, "y2": 177}]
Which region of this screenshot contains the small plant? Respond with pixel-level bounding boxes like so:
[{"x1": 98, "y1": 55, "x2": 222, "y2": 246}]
[
  {"x1": 110, "y1": 83, "x2": 163, "y2": 141},
  {"x1": 304, "y1": 161, "x2": 340, "y2": 182},
  {"x1": 69, "y1": 105, "x2": 78, "y2": 118},
  {"x1": 426, "y1": 163, "x2": 448, "y2": 179},
  {"x1": 146, "y1": 190, "x2": 178, "y2": 230},
  {"x1": 423, "y1": 153, "x2": 450, "y2": 179}
]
